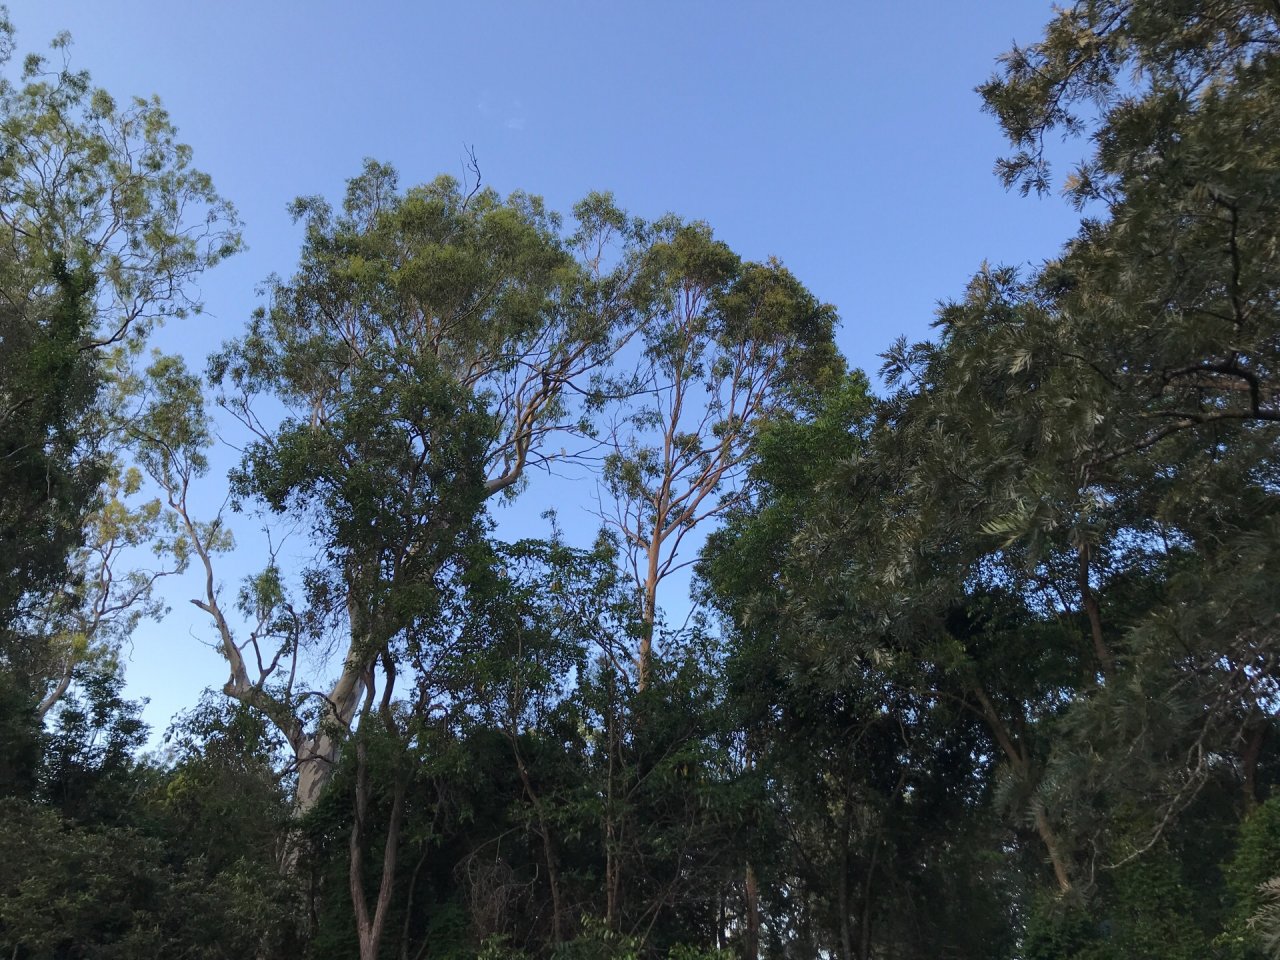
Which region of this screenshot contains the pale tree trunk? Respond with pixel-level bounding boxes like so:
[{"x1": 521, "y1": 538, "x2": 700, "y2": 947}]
[
  {"x1": 176, "y1": 489, "x2": 369, "y2": 826},
  {"x1": 35, "y1": 661, "x2": 74, "y2": 720},
  {"x1": 638, "y1": 536, "x2": 662, "y2": 691},
  {"x1": 1034, "y1": 802, "x2": 1072, "y2": 893},
  {"x1": 292, "y1": 659, "x2": 368, "y2": 816},
  {"x1": 972, "y1": 683, "x2": 1073, "y2": 892}
]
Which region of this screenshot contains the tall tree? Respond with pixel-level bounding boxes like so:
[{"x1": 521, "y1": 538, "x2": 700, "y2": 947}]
[
  {"x1": 0, "y1": 13, "x2": 238, "y2": 711},
  {"x1": 189, "y1": 162, "x2": 647, "y2": 814},
  {"x1": 602, "y1": 220, "x2": 842, "y2": 688}
]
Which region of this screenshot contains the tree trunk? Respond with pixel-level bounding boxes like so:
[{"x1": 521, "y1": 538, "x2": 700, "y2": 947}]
[
  {"x1": 717, "y1": 891, "x2": 727, "y2": 952},
  {"x1": 294, "y1": 730, "x2": 343, "y2": 817},
  {"x1": 35, "y1": 660, "x2": 73, "y2": 720},
  {"x1": 511, "y1": 736, "x2": 565, "y2": 942},
  {"x1": 1242, "y1": 721, "x2": 1267, "y2": 813},
  {"x1": 605, "y1": 677, "x2": 623, "y2": 929},
  {"x1": 1034, "y1": 801, "x2": 1072, "y2": 893},
  {"x1": 350, "y1": 732, "x2": 406, "y2": 960},
  {"x1": 972, "y1": 683, "x2": 1072, "y2": 892},
  {"x1": 638, "y1": 538, "x2": 661, "y2": 690},
  {"x1": 294, "y1": 653, "x2": 369, "y2": 814},
  {"x1": 276, "y1": 661, "x2": 369, "y2": 874},
  {"x1": 857, "y1": 834, "x2": 878, "y2": 960},
  {"x1": 743, "y1": 862, "x2": 760, "y2": 960},
  {"x1": 837, "y1": 805, "x2": 853, "y2": 960},
  {"x1": 1078, "y1": 544, "x2": 1114, "y2": 677}
]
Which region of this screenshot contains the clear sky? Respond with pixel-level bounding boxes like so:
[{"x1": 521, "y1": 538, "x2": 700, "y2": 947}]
[{"x1": 9, "y1": 1, "x2": 1085, "y2": 738}]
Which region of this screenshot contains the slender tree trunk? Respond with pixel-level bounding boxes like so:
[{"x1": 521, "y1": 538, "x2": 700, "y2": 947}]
[
  {"x1": 511, "y1": 737, "x2": 565, "y2": 942},
  {"x1": 350, "y1": 732, "x2": 406, "y2": 960},
  {"x1": 972, "y1": 683, "x2": 1072, "y2": 892},
  {"x1": 349, "y1": 657, "x2": 406, "y2": 960},
  {"x1": 857, "y1": 843, "x2": 878, "y2": 960},
  {"x1": 606, "y1": 819, "x2": 620, "y2": 927},
  {"x1": 1078, "y1": 544, "x2": 1114, "y2": 677},
  {"x1": 837, "y1": 802, "x2": 853, "y2": 960},
  {"x1": 837, "y1": 852, "x2": 853, "y2": 960},
  {"x1": 398, "y1": 847, "x2": 430, "y2": 960},
  {"x1": 743, "y1": 862, "x2": 760, "y2": 960},
  {"x1": 718, "y1": 891, "x2": 727, "y2": 952},
  {"x1": 605, "y1": 676, "x2": 623, "y2": 929},
  {"x1": 638, "y1": 536, "x2": 661, "y2": 690},
  {"x1": 1243, "y1": 721, "x2": 1267, "y2": 813}
]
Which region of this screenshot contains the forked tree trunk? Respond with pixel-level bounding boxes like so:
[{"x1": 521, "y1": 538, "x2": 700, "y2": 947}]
[
  {"x1": 293, "y1": 666, "x2": 365, "y2": 815},
  {"x1": 278, "y1": 660, "x2": 369, "y2": 873},
  {"x1": 350, "y1": 730, "x2": 405, "y2": 960},
  {"x1": 972, "y1": 683, "x2": 1072, "y2": 892},
  {"x1": 350, "y1": 661, "x2": 406, "y2": 960}
]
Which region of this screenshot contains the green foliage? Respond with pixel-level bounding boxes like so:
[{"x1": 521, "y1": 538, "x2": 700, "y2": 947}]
[
  {"x1": 1023, "y1": 853, "x2": 1213, "y2": 960},
  {"x1": 0, "y1": 681, "x2": 300, "y2": 960},
  {"x1": 0, "y1": 11, "x2": 237, "y2": 717},
  {"x1": 1217, "y1": 799, "x2": 1280, "y2": 958},
  {"x1": 0, "y1": 670, "x2": 42, "y2": 799},
  {"x1": 693, "y1": 4, "x2": 1280, "y2": 957},
  {"x1": 7, "y1": 4, "x2": 1280, "y2": 959},
  {"x1": 0, "y1": 259, "x2": 100, "y2": 641},
  {"x1": 549, "y1": 920, "x2": 641, "y2": 960}
]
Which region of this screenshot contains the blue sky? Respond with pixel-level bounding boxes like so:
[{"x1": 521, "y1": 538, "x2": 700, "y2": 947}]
[{"x1": 10, "y1": 1, "x2": 1084, "y2": 736}]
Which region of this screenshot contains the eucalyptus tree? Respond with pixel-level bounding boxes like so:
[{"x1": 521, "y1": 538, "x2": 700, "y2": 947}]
[
  {"x1": 0, "y1": 14, "x2": 239, "y2": 712},
  {"x1": 189, "y1": 162, "x2": 648, "y2": 814},
  {"x1": 601, "y1": 220, "x2": 842, "y2": 689}
]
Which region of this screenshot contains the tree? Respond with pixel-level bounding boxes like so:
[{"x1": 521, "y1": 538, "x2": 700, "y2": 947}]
[
  {"x1": 0, "y1": 259, "x2": 100, "y2": 647},
  {"x1": 185, "y1": 162, "x2": 646, "y2": 817},
  {"x1": 722, "y1": 3, "x2": 1280, "y2": 949},
  {"x1": 701, "y1": 375, "x2": 1024, "y2": 960},
  {"x1": 25, "y1": 461, "x2": 177, "y2": 720},
  {"x1": 601, "y1": 220, "x2": 842, "y2": 689},
  {"x1": 0, "y1": 13, "x2": 239, "y2": 713},
  {"x1": 972, "y1": 0, "x2": 1280, "y2": 883},
  {"x1": 0, "y1": 679, "x2": 301, "y2": 960}
]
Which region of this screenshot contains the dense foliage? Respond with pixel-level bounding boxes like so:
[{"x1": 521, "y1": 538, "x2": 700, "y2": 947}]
[{"x1": 2, "y1": 2, "x2": 1279, "y2": 958}]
